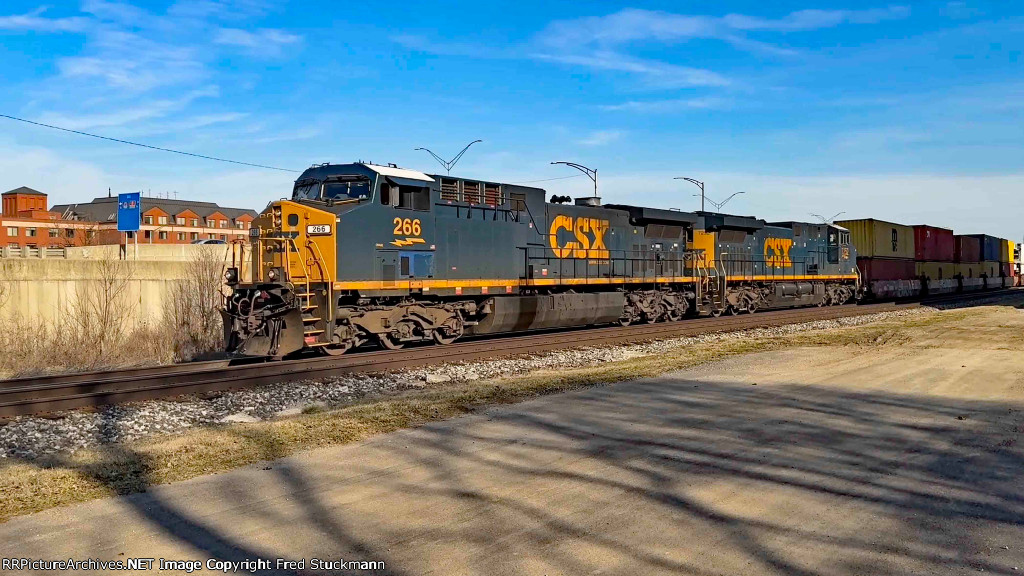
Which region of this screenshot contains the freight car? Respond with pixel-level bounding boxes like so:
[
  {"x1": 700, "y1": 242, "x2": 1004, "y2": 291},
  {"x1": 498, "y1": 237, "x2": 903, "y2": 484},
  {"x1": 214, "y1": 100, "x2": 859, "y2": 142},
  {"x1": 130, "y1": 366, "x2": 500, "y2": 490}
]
[{"x1": 222, "y1": 162, "x2": 860, "y2": 357}]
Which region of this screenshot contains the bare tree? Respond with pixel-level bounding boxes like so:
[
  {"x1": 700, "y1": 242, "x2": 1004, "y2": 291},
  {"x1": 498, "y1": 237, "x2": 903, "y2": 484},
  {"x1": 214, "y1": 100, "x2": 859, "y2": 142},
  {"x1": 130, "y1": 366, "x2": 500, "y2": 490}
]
[
  {"x1": 169, "y1": 247, "x2": 227, "y2": 361},
  {"x1": 67, "y1": 256, "x2": 137, "y2": 368}
]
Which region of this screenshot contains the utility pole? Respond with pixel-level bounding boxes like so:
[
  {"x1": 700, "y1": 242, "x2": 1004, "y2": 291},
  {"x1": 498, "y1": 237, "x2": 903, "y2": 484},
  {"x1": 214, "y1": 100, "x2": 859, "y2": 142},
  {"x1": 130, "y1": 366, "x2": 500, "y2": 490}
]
[
  {"x1": 810, "y1": 212, "x2": 846, "y2": 224},
  {"x1": 695, "y1": 191, "x2": 746, "y2": 211}
]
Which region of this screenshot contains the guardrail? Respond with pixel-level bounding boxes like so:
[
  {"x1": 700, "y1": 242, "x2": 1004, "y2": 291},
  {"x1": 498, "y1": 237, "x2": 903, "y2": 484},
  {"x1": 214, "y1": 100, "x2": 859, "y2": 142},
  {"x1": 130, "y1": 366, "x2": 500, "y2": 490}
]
[{"x1": 0, "y1": 246, "x2": 67, "y2": 259}]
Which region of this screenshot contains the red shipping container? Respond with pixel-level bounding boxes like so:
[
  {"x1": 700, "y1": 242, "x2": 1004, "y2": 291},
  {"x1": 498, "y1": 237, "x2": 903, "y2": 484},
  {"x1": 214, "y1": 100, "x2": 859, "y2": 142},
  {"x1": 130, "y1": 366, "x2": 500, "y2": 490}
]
[
  {"x1": 913, "y1": 225, "x2": 954, "y2": 262},
  {"x1": 954, "y1": 235, "x2": 981, "y2": 262},
  {"x1": 857, "y1": 257, "x2": 917, "y2": 282}
]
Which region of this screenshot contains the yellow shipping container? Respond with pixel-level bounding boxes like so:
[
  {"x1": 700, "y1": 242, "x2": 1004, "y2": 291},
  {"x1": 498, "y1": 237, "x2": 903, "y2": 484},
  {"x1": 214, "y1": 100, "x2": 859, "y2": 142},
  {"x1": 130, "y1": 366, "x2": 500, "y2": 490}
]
[
  {"x1": 915, "y1": 261, "x2": 956, "y2": 281},
  {"x1": 955, "y1": 262, "x2": 981, "y2": 279},
  {"x1": 982, "y1": 261, "x2": 1002, "y2": 278},
  {"x1": 1004, "y1": 239, "x2": 1014, "y2": 264},
  {"x1": 834, "y1": 218, "x2": 915, "y2": 259}
]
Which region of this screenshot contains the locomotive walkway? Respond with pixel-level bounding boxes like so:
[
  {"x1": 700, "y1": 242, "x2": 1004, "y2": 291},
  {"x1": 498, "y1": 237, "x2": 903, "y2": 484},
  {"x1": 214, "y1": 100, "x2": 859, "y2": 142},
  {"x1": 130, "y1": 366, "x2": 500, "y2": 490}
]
[{"x1": 3, "y1": 296, "x2": 1024, "y2": 575}]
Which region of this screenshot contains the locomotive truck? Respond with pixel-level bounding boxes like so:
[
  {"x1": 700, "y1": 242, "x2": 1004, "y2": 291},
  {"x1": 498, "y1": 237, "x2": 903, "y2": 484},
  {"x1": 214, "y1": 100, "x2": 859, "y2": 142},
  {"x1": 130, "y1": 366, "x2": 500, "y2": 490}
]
[{"x1": 222, "y1": 162, "x2": 860, "y2": 357}]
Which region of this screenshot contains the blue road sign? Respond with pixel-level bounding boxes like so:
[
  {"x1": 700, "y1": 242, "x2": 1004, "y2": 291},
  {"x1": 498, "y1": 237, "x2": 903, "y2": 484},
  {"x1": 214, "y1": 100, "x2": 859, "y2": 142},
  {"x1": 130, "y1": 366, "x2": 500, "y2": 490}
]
[{"x1": 117, "y1": 192, "x2": 141, "y2": 232}]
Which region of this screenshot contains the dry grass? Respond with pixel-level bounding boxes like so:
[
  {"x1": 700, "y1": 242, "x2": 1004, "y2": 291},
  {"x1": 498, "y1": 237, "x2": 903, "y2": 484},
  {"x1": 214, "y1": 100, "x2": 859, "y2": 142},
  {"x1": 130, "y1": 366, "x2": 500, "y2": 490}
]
[
  {"x1": 0, "y1": 253, "x2": 227, "y2": 378},
  {"x1": 2, "y1": 307, "x2": 980, "y2": 524}
]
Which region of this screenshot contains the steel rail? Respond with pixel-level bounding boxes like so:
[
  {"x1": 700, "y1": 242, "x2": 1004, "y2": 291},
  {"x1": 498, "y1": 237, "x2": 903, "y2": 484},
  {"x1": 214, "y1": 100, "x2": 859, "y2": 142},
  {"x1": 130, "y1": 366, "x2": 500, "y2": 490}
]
[{"x1": 0, "y1": 289, "x2": 1017, "y2": 418}]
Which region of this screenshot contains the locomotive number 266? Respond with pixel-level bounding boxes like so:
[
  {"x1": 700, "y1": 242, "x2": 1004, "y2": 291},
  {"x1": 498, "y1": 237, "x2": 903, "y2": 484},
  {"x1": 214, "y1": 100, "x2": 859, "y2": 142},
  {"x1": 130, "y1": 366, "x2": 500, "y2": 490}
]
[{"x1": 393, "y1": 218, "x2": 422, "y2": 236}]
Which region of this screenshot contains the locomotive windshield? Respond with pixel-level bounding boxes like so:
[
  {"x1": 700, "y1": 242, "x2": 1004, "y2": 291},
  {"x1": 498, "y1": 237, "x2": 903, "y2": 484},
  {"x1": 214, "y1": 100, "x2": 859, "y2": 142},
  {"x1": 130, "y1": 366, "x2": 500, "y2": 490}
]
[{"x1": 292, "y1": 175, "x2": 373, "y2": 201}]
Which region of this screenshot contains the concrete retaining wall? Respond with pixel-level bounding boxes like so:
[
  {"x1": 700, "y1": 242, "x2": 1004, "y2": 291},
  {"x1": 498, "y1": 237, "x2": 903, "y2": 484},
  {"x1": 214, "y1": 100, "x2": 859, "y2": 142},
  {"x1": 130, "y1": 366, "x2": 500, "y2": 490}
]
[{"x1": 0, "y1": 245, "x2": 247, "y2": 327}]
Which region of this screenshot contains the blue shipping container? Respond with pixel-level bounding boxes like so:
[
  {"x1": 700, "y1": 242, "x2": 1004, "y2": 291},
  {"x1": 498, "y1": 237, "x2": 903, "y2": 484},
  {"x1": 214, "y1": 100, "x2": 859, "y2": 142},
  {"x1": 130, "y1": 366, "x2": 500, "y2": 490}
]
[{"x1": 968, "y1": 235, "x2": 1003, "y2": 262}]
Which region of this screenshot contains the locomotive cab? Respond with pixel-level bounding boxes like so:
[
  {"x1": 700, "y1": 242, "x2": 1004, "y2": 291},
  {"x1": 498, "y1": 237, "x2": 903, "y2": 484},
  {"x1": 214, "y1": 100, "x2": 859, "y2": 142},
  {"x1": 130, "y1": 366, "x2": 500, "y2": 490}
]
[{"x1": 223, "y1": 162, "x2": 440, "y2": 357}]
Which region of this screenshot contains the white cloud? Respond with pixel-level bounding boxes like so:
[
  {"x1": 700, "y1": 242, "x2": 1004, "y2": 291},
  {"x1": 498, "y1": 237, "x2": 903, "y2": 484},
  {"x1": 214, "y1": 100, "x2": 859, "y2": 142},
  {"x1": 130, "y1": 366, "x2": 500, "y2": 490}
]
[
  {"x1": 722, "y1": 6, "x2": 911, "y2": 32},
  {"x1": 0, "y1": 7, "x2": 88, "y2": 32},
  {"x1": 214, "y1": 27, "x2": 301, "y2": 55},
  {"x1": 534, "y1": 51, "x2": 729, "y2": 88},
  {"x1": 576, "y1": 130, "x2": 624, "y2": 146},
  {"x1": 529, "y1": 6, "x2": 912, "y2": 86},
  {"x1": 35, "y1": 87, "x2": 220, "y2": 130},
  {"x1": 599, "y1": 96, "x2": 730, "y2": 112}
]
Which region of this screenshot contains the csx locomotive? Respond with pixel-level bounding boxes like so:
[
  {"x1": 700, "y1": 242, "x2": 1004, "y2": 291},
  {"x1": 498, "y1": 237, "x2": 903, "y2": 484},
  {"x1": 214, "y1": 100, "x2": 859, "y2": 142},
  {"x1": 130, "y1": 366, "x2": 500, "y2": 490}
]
[{"x1": 223, "y1": 162, "x2": 859, "y2": 357}]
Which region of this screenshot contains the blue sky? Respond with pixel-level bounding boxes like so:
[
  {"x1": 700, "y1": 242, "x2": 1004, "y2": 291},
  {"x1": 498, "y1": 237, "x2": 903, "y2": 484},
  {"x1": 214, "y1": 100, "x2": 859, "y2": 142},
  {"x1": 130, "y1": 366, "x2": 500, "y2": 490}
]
[{"x1": 0, "y1": 1, "x2": 1021, "y2": 238}]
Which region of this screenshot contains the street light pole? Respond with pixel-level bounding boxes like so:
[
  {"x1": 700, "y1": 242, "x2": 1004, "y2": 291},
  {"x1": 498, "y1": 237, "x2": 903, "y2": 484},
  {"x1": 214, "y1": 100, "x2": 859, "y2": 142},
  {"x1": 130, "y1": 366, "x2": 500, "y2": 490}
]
[
  {"x1": 809, "y1": 211, "x2": 846, "y2": 224},
  {"x1": 675, "y1": 177, "x2": 705, "y2": 211},
  {"x1": 414, "y1": 140, "x2": 483, "y2": 175},
  {"x1": 550, "y1": 161, "x2": 598, "y2": 198}
]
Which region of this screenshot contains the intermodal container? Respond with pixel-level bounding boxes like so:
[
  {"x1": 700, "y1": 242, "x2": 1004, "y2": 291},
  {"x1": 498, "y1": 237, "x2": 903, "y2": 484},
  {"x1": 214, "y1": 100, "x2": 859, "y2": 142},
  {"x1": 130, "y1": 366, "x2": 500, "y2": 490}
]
[
  {"x1": 1001, "y1": 239, "x2": 1012, "y2": 263},
  {"x1": 967, "y1": 234, "x2": 1003, "y2": 262},
  {"x1": 955, "y1": 262, "x2": 981, "y2": 279},
  {"x1": 835, "y1": 219, "x2": 915, "y2": 260},
  {"x1": 982, "y1": 261, "x2": 1002, "y2": 278},
  {"x1": 912, "y1": 225, "x2": 954, "y2": 262},
  {"x1": 954, "y1": 235, "x2": 981, "y2": 263},
  {"x1": 858, "y1": 257, "x2": 916, "y2": 282},
  {"x1": 1007, "y1": 240, "x2": 1017, "y2": 266},
  {"x1": 915, "y1": 261, "x2": 956, "y2": 281}
]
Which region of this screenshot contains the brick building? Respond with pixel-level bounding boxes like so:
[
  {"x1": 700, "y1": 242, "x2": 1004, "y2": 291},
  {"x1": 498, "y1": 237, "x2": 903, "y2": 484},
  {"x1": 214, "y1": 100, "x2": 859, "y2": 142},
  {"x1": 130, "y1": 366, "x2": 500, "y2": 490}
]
[
  {"x1": 1, "y1": 187, "x2": 259, "y2": 248},
  {"x1": 53, "y1": 196, "x2": 258, "y2": 245},
  {"x1": 1, "y1": 187, "x2": 110, "y2": 248}
]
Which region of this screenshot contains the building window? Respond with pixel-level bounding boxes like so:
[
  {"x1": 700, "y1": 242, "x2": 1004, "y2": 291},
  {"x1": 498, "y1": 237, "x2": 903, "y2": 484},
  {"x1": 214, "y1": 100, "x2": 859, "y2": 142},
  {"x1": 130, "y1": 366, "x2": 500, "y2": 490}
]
[
  {"x1": 159, "y1": 231, "x2": 168, "y2": 240},
  {"x1": 176, "y1": 217, "x2": 185, "y2": 225},
  {"x1": 220, "y1": 220, "x2": 227, "y2": 228},
  {"x1": 208, "y1": 233, "x2": 215, "y2": 239},
  {"x1": 177, "y1": 232, "x2": 185, "y2": 241},
  {"x1": 5, "y1": 227, "x2": 16, "y2": 236},
  {"x1": 144, "y1": 230, "x2": 152, "y2": 239},
  {"x1": 145, "y1": 216, "x2": 153, "y2": 225},
  {"x1": 190, "y1": 232, "x2": 198, "y2": 240},
  {"x1": 158, "y1": 216, "x2": 168, "y2": 225},
  {"x1": 7, "y1": 243, "x2": 18, "y2": 248},
  {"x1": 66, "y1": 229, "x2": 75, "y2": 238},
  {"x1": 26, "y1": 228, "x2": 37, "y2": 237},
  {"x1": 236, "y1": 221, "x2": 244, "y2": 229},
  {"x1": 49, "y1": 228, "x2": 59, "y2": 238},
  {"x1": 220, "y1": 234, "x2": 226, "y2": 240},
  {"x1": 126, "y1": 231, "x2": 135, "y2": 239},
  {"x1": 190, "y1": 218, "x2": 198, "y2": 227}
]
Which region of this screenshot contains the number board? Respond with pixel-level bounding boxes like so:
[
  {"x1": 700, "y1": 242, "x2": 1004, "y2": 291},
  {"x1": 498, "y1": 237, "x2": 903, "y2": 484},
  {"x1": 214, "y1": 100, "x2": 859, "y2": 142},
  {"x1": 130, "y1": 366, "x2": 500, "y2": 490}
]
[{"x1": 306, "y1": 224, "x2": 332, "y2": 236}]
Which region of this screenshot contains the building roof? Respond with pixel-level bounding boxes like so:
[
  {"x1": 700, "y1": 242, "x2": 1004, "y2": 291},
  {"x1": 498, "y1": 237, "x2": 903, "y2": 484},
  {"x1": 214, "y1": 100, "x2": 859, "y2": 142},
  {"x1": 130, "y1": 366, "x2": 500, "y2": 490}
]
[
  {"x1": 3, "y1": 186, "x2": 46, "y2": 196},
  {"x1": 50, "y1": 196, "x2": 258, "y2": 223}
]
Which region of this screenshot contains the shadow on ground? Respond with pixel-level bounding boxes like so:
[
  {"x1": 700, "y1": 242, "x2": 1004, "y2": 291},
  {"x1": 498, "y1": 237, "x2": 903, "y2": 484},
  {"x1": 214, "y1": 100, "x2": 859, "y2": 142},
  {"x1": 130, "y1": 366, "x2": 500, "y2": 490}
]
[{"x1": 6, "y1": 372, "x2": 1021, "y2": 575}]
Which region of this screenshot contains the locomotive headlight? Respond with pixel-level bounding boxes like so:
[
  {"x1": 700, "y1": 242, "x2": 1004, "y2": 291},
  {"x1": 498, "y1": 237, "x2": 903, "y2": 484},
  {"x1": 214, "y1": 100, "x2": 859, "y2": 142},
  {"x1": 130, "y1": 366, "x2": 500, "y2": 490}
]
[
  {"x1": 224, "y1": 267, "x2": 239, "y2": 284},
  {"x1": 267, "y1": 268, "x2": 277, "y2": 281}
]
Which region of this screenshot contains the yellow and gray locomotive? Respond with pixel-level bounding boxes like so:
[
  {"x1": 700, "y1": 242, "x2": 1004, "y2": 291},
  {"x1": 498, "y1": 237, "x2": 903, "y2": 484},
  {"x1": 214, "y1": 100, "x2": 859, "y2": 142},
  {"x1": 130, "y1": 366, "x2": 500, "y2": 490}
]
[{"x1": 222, "y1": 162, "x2": 859, "y2": 357}]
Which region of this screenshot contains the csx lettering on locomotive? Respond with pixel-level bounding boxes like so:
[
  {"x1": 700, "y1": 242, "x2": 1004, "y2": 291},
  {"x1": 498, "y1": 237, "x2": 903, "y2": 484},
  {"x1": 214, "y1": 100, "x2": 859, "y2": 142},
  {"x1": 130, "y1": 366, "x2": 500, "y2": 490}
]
[
  {"x1": 764, "y1": 237, "x2": 794, "y2": 268},
  {"x1": 548, "y1": 215, "x2": 610, "y2": 259}
]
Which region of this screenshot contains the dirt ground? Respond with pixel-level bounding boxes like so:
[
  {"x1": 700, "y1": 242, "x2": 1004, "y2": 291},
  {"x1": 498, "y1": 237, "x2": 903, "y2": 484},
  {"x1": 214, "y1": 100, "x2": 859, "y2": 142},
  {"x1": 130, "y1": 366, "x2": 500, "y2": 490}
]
[{"x1": 1, "y1": 298, "x2": 1023, "y2": 575}]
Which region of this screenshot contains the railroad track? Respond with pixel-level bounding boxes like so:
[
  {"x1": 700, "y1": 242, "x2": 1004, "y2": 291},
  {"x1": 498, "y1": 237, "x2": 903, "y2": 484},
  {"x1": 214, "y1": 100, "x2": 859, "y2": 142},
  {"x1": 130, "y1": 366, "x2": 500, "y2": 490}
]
[{"x1": 1, "y1": 289, "x2": 1018, "y2": 418}]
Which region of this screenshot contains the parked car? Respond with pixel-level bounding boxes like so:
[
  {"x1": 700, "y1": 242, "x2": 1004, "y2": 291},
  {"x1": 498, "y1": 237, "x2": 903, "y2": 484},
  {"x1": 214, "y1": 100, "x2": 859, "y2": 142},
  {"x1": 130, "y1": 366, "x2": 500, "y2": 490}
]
[{"x1": 191, "y1": 239, "x2": 226, "y2": 245}]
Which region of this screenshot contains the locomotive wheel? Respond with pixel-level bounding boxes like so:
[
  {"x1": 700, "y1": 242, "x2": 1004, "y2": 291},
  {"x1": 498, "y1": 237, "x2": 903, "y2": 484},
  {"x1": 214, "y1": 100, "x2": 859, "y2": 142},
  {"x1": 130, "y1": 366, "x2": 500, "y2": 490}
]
[
  {"x1": 710, "y1": 308, "x2": 723, "y2": 318},
  {"x1": 432, "y1": 316, "x2": 464, "y2": 345},
  {"x1": 378, "y1": 333, "x2": 405, "y2": 350},
  {"x1": 619, "y1": 317, "x2": 633, "y2": 327},
  {"x1": 745, "y1": 299, "x2": 759, "y2": 314}
]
